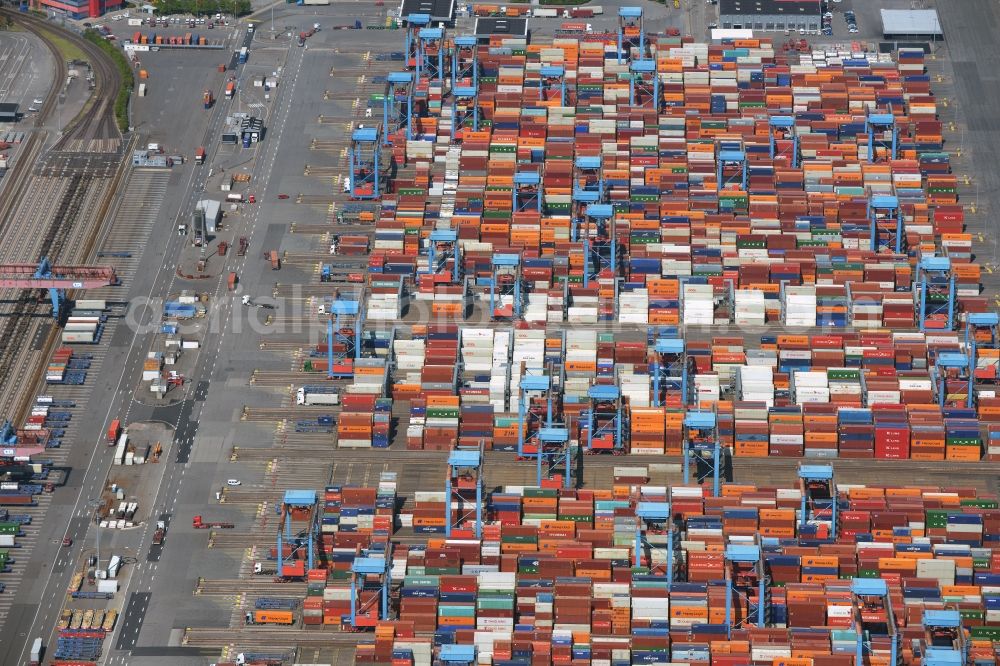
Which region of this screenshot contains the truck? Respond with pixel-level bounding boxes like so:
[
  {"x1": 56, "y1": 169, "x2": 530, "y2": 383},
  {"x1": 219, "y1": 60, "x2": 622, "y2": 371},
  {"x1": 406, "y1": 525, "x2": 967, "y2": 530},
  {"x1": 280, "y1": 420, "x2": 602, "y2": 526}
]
[
  {"x1": 192, "y1": 515, "x2": 234, "y2": 529},
  {"x1": 225, "y1": 81, "x2": 235, "y2": 99},
  {"x1": 238, "y1": 47, "x2": 248, "y2": 64},
  {"x1": 106, "y1": 419, "x2": 121, "y2": 445},
  {"x1": 195, "y1": 146, "x2": 206, "y2": 164},
  {"x1": 296, "y1": 386, "x2": 340, "y2": 406},
  {"x1": 152, "y1": 520, "x2": 165, "y2": 544},
  {"x1": 29, "y1": 637, "x2": 42, "y2": 665},
  {"x1": 268, "y1": 250, "x2": 280, "y2": 270},
  {"x1": 247, "y1": 610, "x2": 293, "y2": 625},
  {"x1": 253, "y1": 561, "x2": 277, "y2": 575},
  {"x1": 203, "y1": 89, "x2": 214, "y2": 108}
]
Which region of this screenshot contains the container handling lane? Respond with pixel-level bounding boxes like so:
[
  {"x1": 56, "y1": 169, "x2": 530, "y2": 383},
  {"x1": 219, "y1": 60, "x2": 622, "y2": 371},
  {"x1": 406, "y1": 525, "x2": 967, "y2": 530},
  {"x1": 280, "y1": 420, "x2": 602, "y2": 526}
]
[
  {"x1": 96, "y1": 36, "x2": 311, "y2": 663},
  {"x1": 7, "y1": 24, "x2": 258, "y2": 666}
]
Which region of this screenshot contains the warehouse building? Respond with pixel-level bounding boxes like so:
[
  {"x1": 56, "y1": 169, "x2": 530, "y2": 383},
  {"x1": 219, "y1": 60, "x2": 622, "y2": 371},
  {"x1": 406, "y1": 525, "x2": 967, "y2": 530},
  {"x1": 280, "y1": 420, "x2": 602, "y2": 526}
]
[
  {"x1": 399, "y1": 0, "x2": 454, "y2": 24},
  {"x1": 719, "y1": 0, "x2": 822, "y2": 32},
  {"x1": 473, "y1": 17, "x2": 528, "y2": 41},
  {"x1": 0, "y1": 103, "x2": 18, "y2": 123},
  {"x1": 33, "y1": 0, "x2": 123, "y2": 19},
  {"x1": 881, "y1": 9, "x2": 943, "y2": 40}
]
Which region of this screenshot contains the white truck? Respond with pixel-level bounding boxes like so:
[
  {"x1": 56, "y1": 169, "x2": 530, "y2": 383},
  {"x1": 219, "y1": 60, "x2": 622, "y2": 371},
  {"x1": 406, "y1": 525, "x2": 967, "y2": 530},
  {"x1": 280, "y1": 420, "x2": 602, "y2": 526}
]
[{"x1": 296, "y1": 386, "x2": 339, "y2": 406}]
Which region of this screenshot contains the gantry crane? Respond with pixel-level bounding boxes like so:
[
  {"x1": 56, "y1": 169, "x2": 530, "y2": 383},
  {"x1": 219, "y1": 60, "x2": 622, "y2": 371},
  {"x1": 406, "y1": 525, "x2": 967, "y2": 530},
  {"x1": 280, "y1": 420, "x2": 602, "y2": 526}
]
[
  {"x1": 539, "y1": 66, "x2": 566, "y2": 105},
  {"x1": 683, "y1": 410, "x2": 724, "y2": 497},
  {"x1": 934, "y1": 351, "x2": 974, "y2": 409},
  {"x1": 617, "y1": 6, "x2": 644, "y2": 63},
  {"x1": 426, "y1": 229, "x2": 461, "y2": 284},
  {"x1": 582, "y1": 382, "x2": 628, "y2": 454},
  {"x1": 851, "y1": 579, "x2": 899, "y2": 666},
  {"x1": 489, "y1": 253, "x2": 522, "y2": 320},
  {"x1": 868, "y1": 194, "x2": 904, "y2": 254},
  {"x1": 768, "y1": 116, "x2": 799, "y2": 167},
  {"x1": 383, "y1": 72, "x2": 414, "y2": 144},
  {"x1": 416, "y1": 23, "x2": 445, "y2": 83},
  {"x1": 581, "y1": 203, "x2": 616, "y2": 288},
  {"x1": 404, "y1": 13, "x2": 430, "y2": 69},
  {"x1": 629, "y1": 60, "x2": 659, "y2": 109},
  {"x1": 921, "y1": 610, "x2": 967, "y2": 666},
  {"x1": 276, "y1": 489, "x2": 319, "y2": 578},
  {"x1": 915, "y1": 257, "x2": 956, "y2": 331},
  {"x1": 445, "y1": 444, "x2": 484, "y2": 538},
  {"x1": 866, "y1": 109, "x2": 898, "y2": 162},
  {"x1": 717, "y1": 142, "x2": 748, "y2": 192},
  {"x1": 798, "y1": 464, "x2": 838, "y2": 540},
  {"x1": 723, "y1": 543, "x2": 769, "y2": 637},
  {"x1": 650, "y1": 337, "x2": 690, "y2": 407},
  {"x1": 513, "y1": 171, "x2": 542, "y2": 213},
  {"x1": 0, "y1": 258, "x2": 118, "y2": 319},
  {"x1": 348, "y1": 543, "x2": 392, "y2": 629},
  {"x1": 324, "y1": 295, "x2": 363, "y2": 379},
  {"x1": 633, "y1": 501, "x2": 676, "y2": 584},
  {"x1": 349, "y1": 127, "x2": 383, "y2": 200}
]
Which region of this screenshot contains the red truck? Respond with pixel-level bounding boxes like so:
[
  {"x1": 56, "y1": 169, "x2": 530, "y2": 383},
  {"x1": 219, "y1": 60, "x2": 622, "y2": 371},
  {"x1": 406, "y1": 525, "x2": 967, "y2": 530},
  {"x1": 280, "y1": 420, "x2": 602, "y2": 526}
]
[
  {"x1": 192, "y1": 515, "x2": 234, "y2": 529},
  {"x1": 106, "y1": 419, "x2": 121, "y2": 445},
  {"x1": 195, "y1": 146, "x2": 206, "y2": 164}
]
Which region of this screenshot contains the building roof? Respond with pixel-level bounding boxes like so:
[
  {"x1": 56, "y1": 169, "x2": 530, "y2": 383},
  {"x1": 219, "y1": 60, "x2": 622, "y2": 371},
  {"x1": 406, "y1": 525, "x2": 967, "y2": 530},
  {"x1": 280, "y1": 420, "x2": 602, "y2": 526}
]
[
  {"x1": 399, "y1": 0, "x2": 454, "y2": 23},
  {"x1": 474, "y1": 17, "x2": 528, "y2": 39},
  {"x1": 0, "y1": 102, "x2": 19, "y2": 117},
  {"x1": 196, "y1": 199, "x2": 222, "y2": 220},
  {"x1": 880, "y1": 9, "x2": 943, "y2": 37},
  {"x1": 720, "y1": 0, "x2": 822, "y2": 16}
]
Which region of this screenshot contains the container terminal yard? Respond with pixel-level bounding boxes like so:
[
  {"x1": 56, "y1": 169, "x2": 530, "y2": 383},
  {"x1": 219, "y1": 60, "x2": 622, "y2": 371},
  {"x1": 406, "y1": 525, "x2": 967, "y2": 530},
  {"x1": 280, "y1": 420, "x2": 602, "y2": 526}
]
[{"x1": 1, "y1": 0, "x2": 1000, "y2": 664}]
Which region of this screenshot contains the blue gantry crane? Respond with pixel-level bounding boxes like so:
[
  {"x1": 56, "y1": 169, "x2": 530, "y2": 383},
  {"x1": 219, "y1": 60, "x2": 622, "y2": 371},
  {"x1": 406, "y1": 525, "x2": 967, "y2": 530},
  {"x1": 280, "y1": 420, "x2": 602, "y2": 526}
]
[
  {"x1": 276, "y1": 489, "x2": 319, "y2": 578},
  {"x1": 581, "y1": 203, "x2": 616, "y2": 288},
  {"x1": 451, "y1": 80, "x2": 480, "y2": 137},
  {"x1": 323, "y1": 295, "x2": 362, "y2": 379},
  {"x1": 425, "y1": 229, "x2": 461, "y2": 284},
  {"x1": 417, "y1": 23, "x2": 445, "y2": 83},
  {"x1": 349, "y1": 127, "x2": 382, "y2": 200},
  {"x1": 489, "y1": 253, "x2": 523, "y2": 320},
  {"x1": 921, "y1": 610, "x2": 967, "y2": 666},
  {"x1": 851, "y1": 579, "x2": 898, "y2": 666},
  {"x1": 451, "y1": 35, "x2": 479, "y2": 89},
  {"x1": 723, "y1": 543, "x2": 769, "y2": 637},
  {"x1": 572, "y1": 156, "x2": 604, "y2": 223},
  {"x1": 768, "y1": 116, "x2": 799, "y2": 167},
  {"x1": 966, "y1": 312, "x2": 1000, "y2": 348},
  {"x1": 348, "y1": 543, "x2": 393, "y2": 628},
  {"x1": 445, "y1": 444, "x2": 484, "y2": 538},
  {"x1": 933, "y1": 351, "x2": 974, "y2": 408},
  {"x1": 633, "y1": 501, "x2": 676, "y2": 584},
  {"x1": 583, "y1": 383, "x2": 628, "y2": 454},
  {"x1": 513, "y1": 171, "x2": 542, "y2": 213},
  {"x1": 0, "y1": 259, "x2": 118, "y2": 320},
  {"x1": 539, "y1": 66, "x2": 566, "y2": 105},
  {"x1": 382, "y1": 72, "x2": 414, "y2": 144},
  {"x1": 683, "y1": 410, "x2": 722, "y2": 496},
  {"x1": 866, "y1": 110, "x2": 898, "y2": 162},
  {"x1": 798, "y1": 464, "x2": 838, "y2": 541},
  {"x1": 629, "y1": 60, "x2": 659, "y2": 109},
  {"x1": 516, "y1": 368, "x2": 573, "y2": 488},
  {"x1": 404, "y1": 13, "x2": 430, "y2": 69},
  {"x1": 650, "y1": 337, "x2": 690, "y2": 407},
  {"x1": 868, "y1": 194, "x2": 904, "y2": 254},
  {"x1": 717, "y1": 143, "x2": 748, "y2": 192},
  {"x1": 915, "y1": 256, "x2": 956, "y2": 331},
  {"x1": 617, "y1": 6, "x2": 644, "y2": 63}
]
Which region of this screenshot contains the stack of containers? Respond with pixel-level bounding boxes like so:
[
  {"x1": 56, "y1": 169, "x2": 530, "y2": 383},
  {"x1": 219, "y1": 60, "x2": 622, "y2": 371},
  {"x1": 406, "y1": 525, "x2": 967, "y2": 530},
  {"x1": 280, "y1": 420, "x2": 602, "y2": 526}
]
[
  {"x1": 367, "y1": 278, "x2": 404, "y2": 320},
  {"x1": 738, "y1": 366, "x2": 774, "y2": 407},
  {"x1": 735, "y1": 289, "x2": 766, "y2": 325},
  {"x1": 784, "y1": 286, "x2": 817, "y2": 327},
  {"x1": 683, "y1": 283, "x2": 714, "y2": 325},
  {"x1": 793, "y1": 371, "x2": 829, "y2": 405},
  {"x1": 619, "y1": 288, "x2": 649, "y2": 324},
  {"x1": 629, "y1": 408, "x2": 665, "y2": 455}
]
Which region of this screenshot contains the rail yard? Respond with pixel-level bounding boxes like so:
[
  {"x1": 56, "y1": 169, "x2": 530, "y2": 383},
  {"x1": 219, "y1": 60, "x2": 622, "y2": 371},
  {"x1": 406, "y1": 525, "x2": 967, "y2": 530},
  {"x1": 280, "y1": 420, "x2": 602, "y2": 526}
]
[{"x1": 2, "y1": 0, "x2": 1000, "y2": 666}]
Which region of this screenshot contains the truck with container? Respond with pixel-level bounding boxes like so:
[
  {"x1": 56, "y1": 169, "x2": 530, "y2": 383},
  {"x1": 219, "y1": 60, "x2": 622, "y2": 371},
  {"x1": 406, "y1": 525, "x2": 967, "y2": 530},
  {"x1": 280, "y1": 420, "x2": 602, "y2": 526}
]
[
  {"x1": 296, "y1": 386, "x2": 340, "y2": 406},
  {"x1": 247, "y1": 610, "x2": 293, "y2": 625},
  {"x1": 192, "y1": 515, "x2": 234, "y2": 529},
  {"x1": 225, "y1": 81, "x2": 235, "y2": 99},
  {"x1": 106, "y1": 419, "x2": 121, "y2": 445},
  {"x1": 203, "y1": 89, "x2": 214, "y2": 108},
  {"x1": 195, "y1": 146, "x2": 206, "y2": 164},
  {"x1": 152, "y1": 520, "x2": 165, "y2": 544}
]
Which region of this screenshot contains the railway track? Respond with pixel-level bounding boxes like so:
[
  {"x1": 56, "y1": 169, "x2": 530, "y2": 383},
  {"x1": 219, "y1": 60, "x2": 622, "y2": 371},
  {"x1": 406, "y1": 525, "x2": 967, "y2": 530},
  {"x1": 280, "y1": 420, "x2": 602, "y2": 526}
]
[{"x1": 0, "y1": 10, "x2": 124, "y2": 424}]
